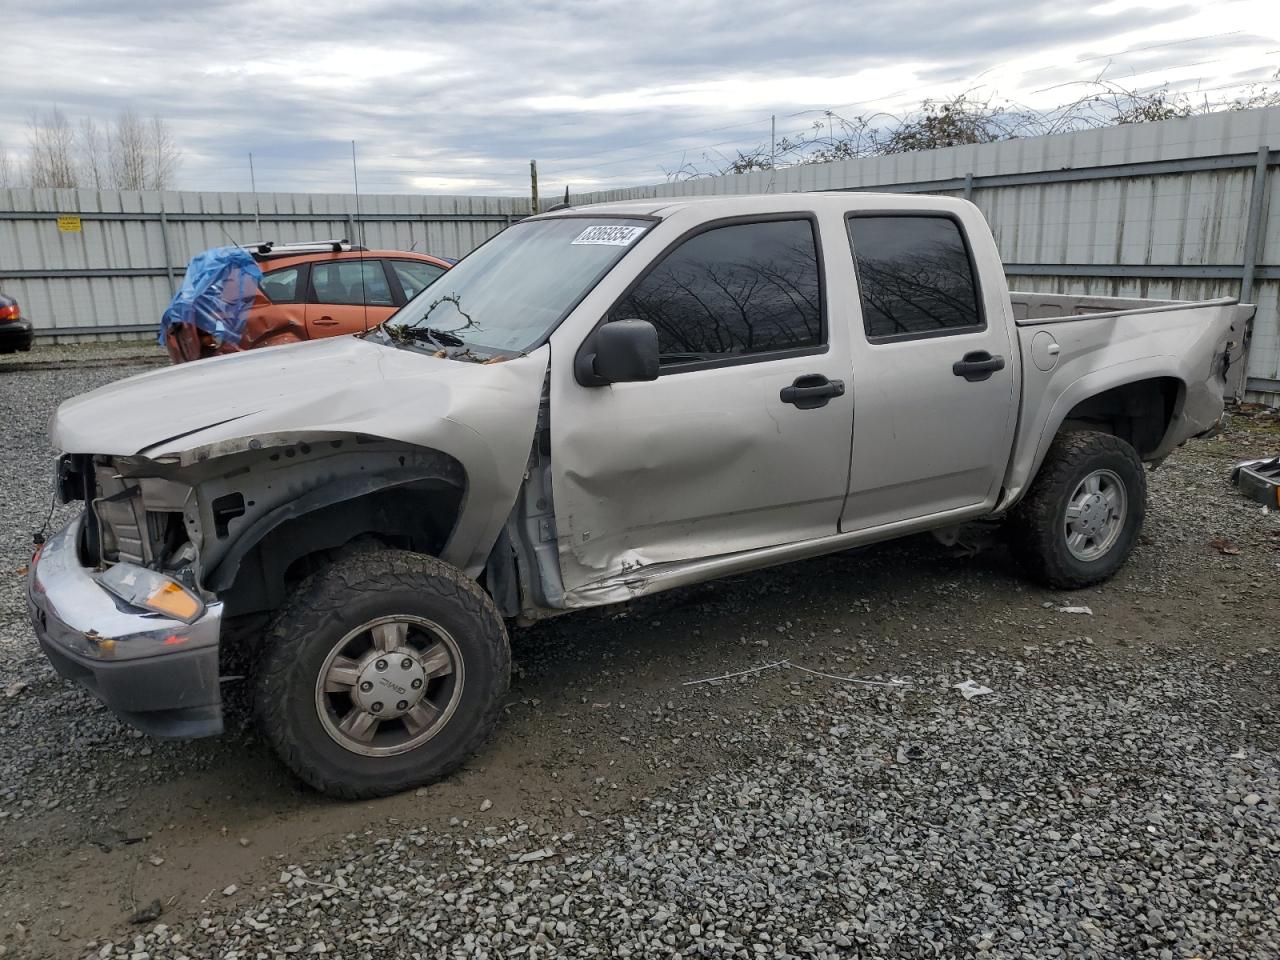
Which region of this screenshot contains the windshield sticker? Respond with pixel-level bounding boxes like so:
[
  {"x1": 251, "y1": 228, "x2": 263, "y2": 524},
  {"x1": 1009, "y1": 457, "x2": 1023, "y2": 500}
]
[{"x1": 571, "y1": 224, "x2": 646, "y2": 246}]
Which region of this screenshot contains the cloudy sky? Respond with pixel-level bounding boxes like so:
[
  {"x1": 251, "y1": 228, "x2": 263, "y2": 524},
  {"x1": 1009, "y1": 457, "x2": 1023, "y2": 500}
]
[{"x1": 1, "y1": 0, "x2": 1277, "y2": 197}]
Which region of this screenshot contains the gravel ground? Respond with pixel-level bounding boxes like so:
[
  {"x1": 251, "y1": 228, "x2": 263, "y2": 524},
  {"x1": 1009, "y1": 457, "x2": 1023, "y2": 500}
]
[
  {"x1": 0, "y1": 339, "x2": 164, "y2": 371},
  {"x1": 1, "y1": 353, "x2": 1278, "y2": 959},
  {"x1": 70, "y1": 649, "x2": 1280, "y2": 960}
]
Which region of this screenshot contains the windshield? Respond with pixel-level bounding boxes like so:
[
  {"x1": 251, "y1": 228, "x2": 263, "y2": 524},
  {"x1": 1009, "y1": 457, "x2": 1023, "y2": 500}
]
[{"x1": 387, "y1": 217, "x2": 652, "y2": 354}]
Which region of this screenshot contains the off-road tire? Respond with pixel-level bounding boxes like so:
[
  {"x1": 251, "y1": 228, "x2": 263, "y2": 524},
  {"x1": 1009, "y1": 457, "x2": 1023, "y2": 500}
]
[
  {"x1": 1009, "y1": 430, "x2": 1146, "y2": 589},
  {"x1": 255, "y1": 550, "x2": 510, "y2": 799}
]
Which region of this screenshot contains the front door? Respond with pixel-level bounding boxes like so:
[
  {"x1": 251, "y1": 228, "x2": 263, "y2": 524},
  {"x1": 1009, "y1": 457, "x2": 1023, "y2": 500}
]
[
  {"x1": 305, "y1": 259, "x2": 398, "y2": 339},
  {"x1": 840, "y1": 212, "x2": 1018, "y2": 531},
  {"x1": 550, "y1": 216, "x2": 855, "y2": 593}
]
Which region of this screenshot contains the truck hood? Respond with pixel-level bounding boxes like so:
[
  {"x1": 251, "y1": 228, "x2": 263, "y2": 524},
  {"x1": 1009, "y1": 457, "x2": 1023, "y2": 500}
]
[{"x1": 52, "y1": 335, "x2": 550, "y2": 459}]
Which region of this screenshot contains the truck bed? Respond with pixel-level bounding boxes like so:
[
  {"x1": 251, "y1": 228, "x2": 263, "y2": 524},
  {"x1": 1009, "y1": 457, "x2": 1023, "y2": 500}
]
[
  {"x1": 999, "y1": 291, "x2": 1254, "y2": 509},
  {"x1": 1008, "y1": 291, "x2": 1242, "y2": 325}
]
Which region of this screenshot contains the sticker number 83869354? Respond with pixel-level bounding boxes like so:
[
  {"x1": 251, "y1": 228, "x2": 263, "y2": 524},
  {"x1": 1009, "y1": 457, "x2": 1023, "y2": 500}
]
[{"x1": 571, "y1": 225, "x2": 646, "y2": 246}]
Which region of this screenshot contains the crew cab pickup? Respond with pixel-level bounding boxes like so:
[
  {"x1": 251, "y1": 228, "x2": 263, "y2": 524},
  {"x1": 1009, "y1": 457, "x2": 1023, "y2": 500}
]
[{"x1": 28, "y1": 193, "x2": 1252, "y2": 797}]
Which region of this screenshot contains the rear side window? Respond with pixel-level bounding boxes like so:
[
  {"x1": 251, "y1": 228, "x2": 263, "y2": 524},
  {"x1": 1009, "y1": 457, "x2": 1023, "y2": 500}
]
[
  {"x1": 260, "y1": 266, "x2": 300, "y2": 303},
  {"x1": 611, "y1": 218, "x2": 823, "y2": 365},
  {"x1": 392, "y1": 260, "x2": 447, "y2": 298},
  {"x1": 310, "y1": 261, "x2": 395, "y2": 306},
  {"x1": 847, "y1": 216, "x2": 983, "y2": 341}
]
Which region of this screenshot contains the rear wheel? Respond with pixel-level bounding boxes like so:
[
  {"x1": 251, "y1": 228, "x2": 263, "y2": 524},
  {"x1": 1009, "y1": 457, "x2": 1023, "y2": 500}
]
[
  {"x1": 1009, "y1": 430, "x2": 1146, "y2": 589},
  {"x1": 255, "y1": 550, "x2": 510, "y2": 798}
]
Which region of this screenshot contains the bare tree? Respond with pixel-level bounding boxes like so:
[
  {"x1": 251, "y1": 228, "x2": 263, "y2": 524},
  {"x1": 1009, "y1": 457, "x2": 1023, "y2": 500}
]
[
  {"x1": 26, "y1": 107, "x2": 79, "y2": 188},
  {"x1": 147, "y1": 114, "x2": 180, "y2": 190},
  {"x1": 78, "y1": 117, "x2": 108, "y2": 189},
  {"x1": 106, "y1": 110, "x2": 181, "y2": 189},
  {"x1": 7, "y1": 106, "x2": 184, "y2": 190},
  {"x1": 109, "y1": 108, "x2": 150, "y2": 189}
]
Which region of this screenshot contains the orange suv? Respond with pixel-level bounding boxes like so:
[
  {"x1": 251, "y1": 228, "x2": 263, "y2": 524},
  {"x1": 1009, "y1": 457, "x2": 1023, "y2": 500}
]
[{"x1": 166, "y1": 241, "x2": 451, "y2": 363}]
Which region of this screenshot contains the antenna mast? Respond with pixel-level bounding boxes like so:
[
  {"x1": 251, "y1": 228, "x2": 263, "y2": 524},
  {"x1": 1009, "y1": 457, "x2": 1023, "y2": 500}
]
[
  {"x1": 249, "y1": 152, "x2": 261, "y2": 234},
  {"x1": 352, "y1": 140, "x2": 369, "y2": 333}
]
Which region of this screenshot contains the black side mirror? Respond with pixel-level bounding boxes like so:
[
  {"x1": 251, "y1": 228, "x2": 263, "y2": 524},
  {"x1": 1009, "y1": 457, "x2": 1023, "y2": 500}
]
[{"x1": 575, "y1": 319, "x2": 659, "y2": 386}]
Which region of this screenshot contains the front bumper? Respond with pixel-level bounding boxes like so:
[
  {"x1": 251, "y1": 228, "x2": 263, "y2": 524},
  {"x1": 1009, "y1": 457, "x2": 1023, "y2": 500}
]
[{"x1": 27, "y1": 515, "x2": 224, "y2": 738}]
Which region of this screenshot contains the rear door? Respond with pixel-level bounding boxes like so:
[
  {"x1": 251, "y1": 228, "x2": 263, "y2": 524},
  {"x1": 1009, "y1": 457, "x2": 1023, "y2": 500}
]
[
  {"x1": 305, "y1": 259, "x2": 399, "y2": 338},
  {"x1": 840, "y1": 212, "x2": 1017, "y2": 531},
  {"x1": 550, "y1": 214, "x2": 856, "y2": 591}
]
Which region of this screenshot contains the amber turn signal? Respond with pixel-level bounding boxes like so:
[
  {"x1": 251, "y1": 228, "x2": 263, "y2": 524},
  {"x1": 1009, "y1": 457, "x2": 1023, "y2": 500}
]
[{"x1": 97, "y1": 563, "x2": 206, "y2": 625}]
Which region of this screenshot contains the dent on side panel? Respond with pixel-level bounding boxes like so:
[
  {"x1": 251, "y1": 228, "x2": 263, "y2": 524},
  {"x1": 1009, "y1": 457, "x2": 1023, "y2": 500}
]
[
  {"x1": 553, "y1": 405, "x2": 759, "y2": 597},
  {"x1": 551, "y1": 362, "x2": 857, "y2": 602},
  {"x1": 495, "y1": 378, "x2": 571, "y2": 619}
]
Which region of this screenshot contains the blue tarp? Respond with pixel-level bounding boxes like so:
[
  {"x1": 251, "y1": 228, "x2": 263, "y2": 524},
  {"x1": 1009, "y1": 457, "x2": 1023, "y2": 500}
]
[{"x1": 159, "y1": 246, "x2": 263, "y2": 347}]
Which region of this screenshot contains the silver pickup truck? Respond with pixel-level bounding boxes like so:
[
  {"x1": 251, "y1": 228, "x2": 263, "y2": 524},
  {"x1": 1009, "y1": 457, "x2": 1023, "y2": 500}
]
[{"x1": 28, "y1": 193, "x2": 1252, "y2": 797}]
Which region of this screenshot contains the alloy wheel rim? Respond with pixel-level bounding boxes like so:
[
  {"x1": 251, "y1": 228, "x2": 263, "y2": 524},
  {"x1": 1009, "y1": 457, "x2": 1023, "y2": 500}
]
[
  {"x1": 314, "y1": 615, "x2": 464, "y2": 757},
  {"x1": 1063, "y1": 468, "x2": 1127, "y2": 562}
]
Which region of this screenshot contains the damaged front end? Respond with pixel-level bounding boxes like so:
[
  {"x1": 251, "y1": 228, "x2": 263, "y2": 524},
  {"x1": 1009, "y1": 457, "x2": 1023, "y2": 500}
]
[
  {"x1": 26, "y1": 334, "x2": 551, "y2": 741},
  {"x1": 30, "y1": 434, "x2": 471, "y2": 739},
  {"x1": 60, "y1": 453, "x2": 206, "y2": 579},
  {"x1": 28, "y1": 453, "x2": 225, "y2": 738}
]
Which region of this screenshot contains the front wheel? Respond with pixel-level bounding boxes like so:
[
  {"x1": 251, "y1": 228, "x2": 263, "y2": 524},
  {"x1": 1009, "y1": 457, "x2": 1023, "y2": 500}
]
[
  {"x1": 255, "y1": 551, "x2": 510, "y2": 798},
  {"x1": 1009, "y1": 430, "x2": 1146, "y2": 589}
]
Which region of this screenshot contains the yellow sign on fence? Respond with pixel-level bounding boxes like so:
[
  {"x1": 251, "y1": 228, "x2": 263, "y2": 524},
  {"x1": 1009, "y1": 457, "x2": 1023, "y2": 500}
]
[{"x1": 56, "y1": 215, "x2": 82, "y2": 233}]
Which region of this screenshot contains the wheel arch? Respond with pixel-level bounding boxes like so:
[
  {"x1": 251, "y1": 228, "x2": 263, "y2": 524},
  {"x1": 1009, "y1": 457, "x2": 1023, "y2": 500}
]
[
  {"x1": 217, "y1": 478, "x2": 468, "y2": 616},
  {"x1": 1056, "y1": 375, "x2": 1184, "y2": 459},
  {"x1": 196, "y1": 438, "x2": 471, "y2": 615},
  {"x1": 1001, "y1": 362, "x2": 1185, "y2": 510}
]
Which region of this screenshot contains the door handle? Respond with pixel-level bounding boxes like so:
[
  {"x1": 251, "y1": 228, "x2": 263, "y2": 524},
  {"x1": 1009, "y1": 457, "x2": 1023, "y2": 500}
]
[
  {"x1": 952, "y1": 351, "x2": 1006, "y2": 382},
  {"x1": 313, "y1": 315, "x2": 340, "y2": 326},
  {"x1": 780, "y1": 374, "x2": 845, "y2": 409}
]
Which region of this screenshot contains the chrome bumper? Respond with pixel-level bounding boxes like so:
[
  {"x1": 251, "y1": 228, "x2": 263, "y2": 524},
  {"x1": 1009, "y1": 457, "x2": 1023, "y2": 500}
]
[{"x1": 27, "y1": 515, "x2": 224, "y2": 738}]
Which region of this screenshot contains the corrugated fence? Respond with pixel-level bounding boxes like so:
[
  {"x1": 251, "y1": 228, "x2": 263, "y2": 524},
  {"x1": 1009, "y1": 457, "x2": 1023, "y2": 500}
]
[
  {"x1": 1, "y1": 107, "x2": 1278, "y2": 403},
  {"x1": 0, "y1": 190, "x2": 531, "y2": 339},
  {"x1": 570, "y1": 106, "x2": 1280, "y2": 405}
]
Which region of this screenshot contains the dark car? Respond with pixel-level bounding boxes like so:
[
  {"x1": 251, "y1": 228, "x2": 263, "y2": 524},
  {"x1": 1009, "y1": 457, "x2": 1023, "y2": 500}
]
[{"x1": 0, "y1": 293, "x2": 34, "y2": 353}]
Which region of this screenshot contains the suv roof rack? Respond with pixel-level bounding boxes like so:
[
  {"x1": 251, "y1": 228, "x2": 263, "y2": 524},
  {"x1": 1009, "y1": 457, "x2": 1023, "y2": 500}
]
[{"x1": 243, "y1": 239, "x2": 369, "y2": 259}]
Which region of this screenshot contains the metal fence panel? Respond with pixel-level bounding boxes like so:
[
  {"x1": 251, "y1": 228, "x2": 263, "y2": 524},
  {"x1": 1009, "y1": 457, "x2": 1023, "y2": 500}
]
[{"x1": 0, "y1": 188, "x2": 531, "y2": 340}]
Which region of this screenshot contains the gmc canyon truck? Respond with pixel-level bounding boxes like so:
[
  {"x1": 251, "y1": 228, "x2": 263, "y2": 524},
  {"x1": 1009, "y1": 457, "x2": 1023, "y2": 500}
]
[{"x1": 28, "y1": 194, "x2": 1252, "y2": 798}]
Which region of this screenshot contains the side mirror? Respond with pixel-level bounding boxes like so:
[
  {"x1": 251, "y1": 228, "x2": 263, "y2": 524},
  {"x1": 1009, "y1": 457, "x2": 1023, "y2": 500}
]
[{"x1": 575, "y1": 319, "x2": 659, "y2": 386}]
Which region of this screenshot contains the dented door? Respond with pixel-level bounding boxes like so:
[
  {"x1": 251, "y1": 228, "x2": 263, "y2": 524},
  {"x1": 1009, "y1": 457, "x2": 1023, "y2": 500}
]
[{"x1": 549, "y1": 214, "x2": 855, "y2": 595}]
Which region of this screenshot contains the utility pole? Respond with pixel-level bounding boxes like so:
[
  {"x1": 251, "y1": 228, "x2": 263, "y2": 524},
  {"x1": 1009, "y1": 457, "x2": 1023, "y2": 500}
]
[
  {"x1": 770, "y1": 115, "x2": 776, "y2": 169},
  {"x1": 530, "y1": 159, "x2": 539, "y2": 215}
]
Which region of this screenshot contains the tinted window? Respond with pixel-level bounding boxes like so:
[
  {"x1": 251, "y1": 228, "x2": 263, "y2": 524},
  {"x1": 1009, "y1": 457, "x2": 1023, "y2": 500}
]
[
  {"x1": 310, "y1": 261, "x2": 394, "y2": 306},
  {"x1": 848, "y1": 216, "x2": 982, "y2": 340},
  {"x1": 612, "y1": 219, "x2": 822, "y2": 364},
  {"x1": 260, "y1": 266, "x2": 300, "y2": 303},
  {"x1": 392, "y1": 260, "x2": 446, "y2": 298}
]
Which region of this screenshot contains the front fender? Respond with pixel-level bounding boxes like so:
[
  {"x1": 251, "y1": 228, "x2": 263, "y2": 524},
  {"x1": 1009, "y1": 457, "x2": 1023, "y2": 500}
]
[{"x1": 200, "y1": 441, "x2": 468, "y2": 592}]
